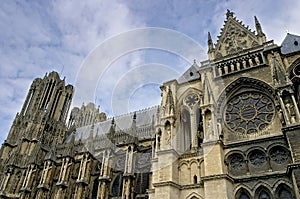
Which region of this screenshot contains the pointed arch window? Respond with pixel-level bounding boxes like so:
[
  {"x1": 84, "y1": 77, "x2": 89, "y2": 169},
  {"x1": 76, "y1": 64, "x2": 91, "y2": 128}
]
[
  {"x1": 235, "y1": 188, "x2": 251, "y2": 199},
  {"x1": 181, "y1": 109, "x2": 191, "y2": 150},
  {"x1": 196, "y1": 108, "x2": 204, "y2": 146},
  {"x1": 258, "y1": 190, "x2": 271, "y2": 199},
  {"x1": 277, "y1": 185, "x2": 293, "y2": 199},
  {"x1": 91, "y1": 179, "x2": 99, "y2": 199},
  {"x1": 111, "y1": 173, "x2": 123, "y2": 197}
]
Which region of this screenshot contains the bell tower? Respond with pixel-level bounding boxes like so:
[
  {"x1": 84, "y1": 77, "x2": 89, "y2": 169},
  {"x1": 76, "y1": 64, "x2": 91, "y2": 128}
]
[{"x1": 0, "y1": 71, "x2": 73, "y2": 198}]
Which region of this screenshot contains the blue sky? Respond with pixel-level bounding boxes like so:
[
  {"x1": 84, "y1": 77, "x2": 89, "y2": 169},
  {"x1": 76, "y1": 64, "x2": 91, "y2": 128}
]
[{"x1": 1, "y1": 0, "x2": 300, "y2": 143}]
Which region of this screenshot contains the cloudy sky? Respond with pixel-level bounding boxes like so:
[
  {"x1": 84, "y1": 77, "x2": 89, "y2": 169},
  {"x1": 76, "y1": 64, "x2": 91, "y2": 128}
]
[{"x1": 1, "y1": 0, "x2": 300, "y2": 143}]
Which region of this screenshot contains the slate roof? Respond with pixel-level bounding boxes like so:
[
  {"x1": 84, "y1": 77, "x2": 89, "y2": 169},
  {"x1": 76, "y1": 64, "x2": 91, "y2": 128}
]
[
  {"x1": 177, "y1": 61, "x2": 201, "y2": 84},
  {"x1": 281, "y1": 33, "x2": 300, "y2": 55},
  {"x1": 66, "y1": 106, "x2": 158, "y2": 142}
]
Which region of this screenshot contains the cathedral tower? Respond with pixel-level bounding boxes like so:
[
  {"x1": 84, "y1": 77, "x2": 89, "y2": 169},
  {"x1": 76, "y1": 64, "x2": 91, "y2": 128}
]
[{"x1": 0, "y1": 72, "x2": 73, "y2": 198}]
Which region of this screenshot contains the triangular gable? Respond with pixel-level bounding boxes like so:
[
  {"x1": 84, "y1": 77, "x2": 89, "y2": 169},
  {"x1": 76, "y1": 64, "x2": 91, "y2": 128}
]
[{"x1": 214, "y1": 10, "x2": 260, "y2": 58}]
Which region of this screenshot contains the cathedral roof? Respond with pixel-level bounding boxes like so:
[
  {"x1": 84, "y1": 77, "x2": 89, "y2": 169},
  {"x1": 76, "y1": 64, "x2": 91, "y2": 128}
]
[
  {"x1": 66, "y1": 106, "x2": 158, "y2": 142},
  {"x1": 281, "y1": 33, "x2": 300, "y2": 55},
  {"x1": 177, "y1": 60, "x2": 201, "y2": 84}
]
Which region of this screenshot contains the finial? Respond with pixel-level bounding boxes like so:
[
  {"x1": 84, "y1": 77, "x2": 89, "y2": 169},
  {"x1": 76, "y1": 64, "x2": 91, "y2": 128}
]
[
  {"x1": 208, "y1": 32, "x2": 212, "y2": 41},
  {"x1": 208, "y1": 31, "x2": 214, "y2": 52},
  {"x1": 111, "y1": 117, "x2": 115, "y2": 124},
  {"x1": 254, "y1": 16, "x2": 263, "y2": 34},
  {"x1": 133, "y1": 112, "x2": 137, "y2": 120},
  {"x1": 193, "y1": 59, "x2": 196, "y2": 64},
  {"x1": 226, "y1": 9, "x2": 234, "y2": 18}
]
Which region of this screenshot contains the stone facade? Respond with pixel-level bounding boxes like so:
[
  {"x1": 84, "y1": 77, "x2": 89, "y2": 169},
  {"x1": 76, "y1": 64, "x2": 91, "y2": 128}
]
[{"x1": 1, "y1": 10, "x2": 300, "y2": 199}]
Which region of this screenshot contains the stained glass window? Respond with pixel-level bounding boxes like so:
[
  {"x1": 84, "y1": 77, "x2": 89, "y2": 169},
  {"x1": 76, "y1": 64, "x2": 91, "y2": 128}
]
[{"x1": 224, "y1": 92, "x2": 274, "y2": 134}]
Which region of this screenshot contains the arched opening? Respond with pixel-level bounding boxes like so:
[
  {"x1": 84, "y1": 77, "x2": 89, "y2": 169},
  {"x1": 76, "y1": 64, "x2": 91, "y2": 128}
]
[
  {"x1": 254, "y1": 186, "x2": 272, "y2": 199},
  {"x1": 181, "y1": 109, "x2": 191, "y2": 151},
  {"x1": 165, "y1": 121, "x2": 171, "y2": 146},
  {"x1": 258, "y1": 190, "x2": 271, "y2": 199},
  {"x1": 276, "y1": 184, "x2": 293, "y2": 199},
  {"x1": 289, "y1": 58, "x2": 300, "y2": 107},
  {"x1": 196, "y1": 108, "x2": 203, "y2": 147},
  {"x1": 269, "y1": 146, "x2": 290, "y2": 165},
  {"x1": 111, "y1": 173, "x2": 123, "y2": 197},
  {"x1": 135, "y1": 172, "x2": 150, "y2": 195},
  {"x1": 248, "y1": 150, "x2": 267, "y2": 167},
  {"x1": 193, "y1": 175, "x2": 197, "y2": 184},
  {"x1": 157, "y1": 129, "x2": 161, "y2": 150},
  {"x1": 227, "y1": 153, "x2": 247, "y2": 176},
  {"x1": 91, "y1": 178, "x2": 98, "y2": 199},
  {"x1": 204, "y1": 109, "x2": 212, "y2": 138},
  {"x1": 235, "y1": 188, "x2": 251, "y2": 199}
]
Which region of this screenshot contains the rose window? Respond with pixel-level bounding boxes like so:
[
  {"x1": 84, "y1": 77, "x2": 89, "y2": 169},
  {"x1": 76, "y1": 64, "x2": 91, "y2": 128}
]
[{"x1": 224, "y1": 92, "x2": 274, "y2": 134}]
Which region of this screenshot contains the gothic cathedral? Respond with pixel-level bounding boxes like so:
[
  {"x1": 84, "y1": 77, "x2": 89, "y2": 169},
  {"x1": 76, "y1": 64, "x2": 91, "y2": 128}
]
[{"x1": 1, "y1": 10, "x2": 300, "y2": 199}]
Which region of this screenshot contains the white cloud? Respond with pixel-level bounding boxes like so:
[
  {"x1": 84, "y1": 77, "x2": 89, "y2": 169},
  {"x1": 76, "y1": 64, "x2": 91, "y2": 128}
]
[
  {"x1": 0, "y1": 0, "x2": 145, "y2": 143},
  {"x1": 1, "y1": 0, "x2": 300, "y2": 145}
]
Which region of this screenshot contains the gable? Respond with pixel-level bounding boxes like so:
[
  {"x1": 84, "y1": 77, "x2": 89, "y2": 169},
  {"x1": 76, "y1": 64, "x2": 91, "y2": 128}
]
[{"x1": 214, "y1": 10, "x2": 260, "y2": 58}]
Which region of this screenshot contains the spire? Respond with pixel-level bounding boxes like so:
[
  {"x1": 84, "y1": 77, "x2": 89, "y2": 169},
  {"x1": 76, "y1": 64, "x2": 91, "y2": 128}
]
[
  {"x1": 208, "y1": 32, "x2": 215, "y2": 60},
  {"x1": 70, "y1": 130, "x2": 76, "y2": 145},
  {"x1": 131, "y1": 112, "x2": 137, "y2": 137},
  {"x1": 208, "y1": 32, "x2": 214, "y2": 52},
  {"x1": 254, "y1": 16, "x2": 266, "y2": 44},
  {"x1": 108, "y1": 117, "x2": 116, "y2": 143},
  {"x1": 165, "y1": 87, "x2": 175, "y2": 115},
  {"x1": 254, "y1": 16, "x2": 263, "y2": 35},
  {"x1": 89, "y1": 122, "x2": 94, "y2": 140}
]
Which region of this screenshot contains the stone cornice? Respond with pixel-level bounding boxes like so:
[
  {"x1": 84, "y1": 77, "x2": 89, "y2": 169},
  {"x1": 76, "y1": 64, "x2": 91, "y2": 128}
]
[
  {"x1": 152, "y1": 181, "x2": 181, "y2": 189},
  {"x1": 232, "y1": 170, "x2": 287, "y2": 183},
  {"x1": 156, "y1": 148, "x2": 180, "y2": 157},
  {"x1": 201, "y1": 174, "x2": 234, "y2": 183},
  {"x1": 287, "y1": 163, "x2": 300, "y2": 175},
  {"x1": 224, "y1": 135, "x2": 284, "y2": 149}
]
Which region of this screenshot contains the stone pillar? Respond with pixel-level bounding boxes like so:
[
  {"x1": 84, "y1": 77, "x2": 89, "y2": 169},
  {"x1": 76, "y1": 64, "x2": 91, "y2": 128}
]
[
  {"x1": 97, "y1": 149, "x2": 112, "y2": 199},
  {"x1": 125, "y1": 146, "x2": 135, "y2": 175},
  {"x1": 122, "y1": 177, "x2": 135, "y2": 199},
  {"x1": 97, "y1": 181, "x2": 109, "y2": 199},
  {"x1": 152, "y1": 149, "x2": 180, "y2": 199},
  {"x1": 58, "y1": 157, "x2": 72, "y2": 183},
  {"x1": 0, "y1": 168, "x2": 12, "y2": 192}
]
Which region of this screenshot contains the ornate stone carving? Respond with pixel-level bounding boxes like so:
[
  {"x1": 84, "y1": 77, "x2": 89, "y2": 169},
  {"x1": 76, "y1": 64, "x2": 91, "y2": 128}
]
[
  {"x1": 249, "y1": 151, "x2": 266, "y2": 167},
  {"x1": 270, "y1": 147, "x2": 288, "y2": 164},
  {"x1": 229, "y1": 155, "x2": 245, "y2": 170}
]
